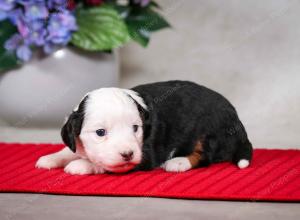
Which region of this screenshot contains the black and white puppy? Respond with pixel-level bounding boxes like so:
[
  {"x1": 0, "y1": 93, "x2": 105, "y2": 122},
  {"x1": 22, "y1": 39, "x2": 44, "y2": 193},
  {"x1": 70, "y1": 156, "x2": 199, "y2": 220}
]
[{"x1": 36, "y1": 80, "x2": 253, "y2": 174}]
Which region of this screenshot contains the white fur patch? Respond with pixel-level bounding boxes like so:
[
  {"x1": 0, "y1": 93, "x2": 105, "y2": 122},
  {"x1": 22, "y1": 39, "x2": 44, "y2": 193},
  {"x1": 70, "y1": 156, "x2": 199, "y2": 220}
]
[
  {"x1": 122, "y1": 89, "x2": 148, "y2": 110},
  {"x1": 162, "y1": 157, "x2": 192, "y2": 172},
  {"x1": 36, "y1": 147, "x2": 78, "y2": 169},
  {"x1": 238, "y1": 159, "x2": 249, "y2": 169},
  {"x1": 36, "y1": 155, "x2": 62, "y2": 169},
  {"x1": 37, "y1": 87, "x2": 145, "y2": 174},
  {"x1": 64, "y1": 159, "x2": 105, "y2": 175},
  {"x1": 79, "y1": 88, "x2": 144, "y2": 172}
]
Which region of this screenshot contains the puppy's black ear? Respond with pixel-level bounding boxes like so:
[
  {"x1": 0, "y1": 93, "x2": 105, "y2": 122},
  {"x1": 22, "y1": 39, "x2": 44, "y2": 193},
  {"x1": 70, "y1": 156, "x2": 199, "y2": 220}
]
[
  {"x1": 126, "y1": 93, "x2": 151, "y2": 139},
  {"x1": 61, "y1": 96, "x2": 87, "y2": 153}
]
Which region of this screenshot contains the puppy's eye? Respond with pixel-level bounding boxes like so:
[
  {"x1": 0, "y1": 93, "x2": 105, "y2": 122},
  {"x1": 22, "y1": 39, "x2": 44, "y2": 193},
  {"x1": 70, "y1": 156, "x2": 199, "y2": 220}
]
[
  {"x1": 133, "y1": 125, "x2": 139, "y2": 133},
  {"x1": 96, "y1": 129, "x2": 106, "y2": 137}
]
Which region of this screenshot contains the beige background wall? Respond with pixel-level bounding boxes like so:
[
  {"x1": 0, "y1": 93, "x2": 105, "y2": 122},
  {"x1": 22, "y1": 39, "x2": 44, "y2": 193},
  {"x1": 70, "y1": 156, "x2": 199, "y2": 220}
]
[
  {"x1": 0, "y1": 0, "x2": 299, "y2": 149},
  {"x1": 120, "y1": 0, "x2": 300, "y2": 148}
]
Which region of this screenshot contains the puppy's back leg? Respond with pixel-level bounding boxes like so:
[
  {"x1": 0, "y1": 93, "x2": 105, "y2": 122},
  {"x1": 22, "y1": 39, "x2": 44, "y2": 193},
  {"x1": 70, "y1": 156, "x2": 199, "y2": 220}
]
[
  {"x1": 162, "y1": 141, "x2": 203, "y2": 172},
  {"x1": 36, "y1": 147, "x2": 79, "y2": 170}
]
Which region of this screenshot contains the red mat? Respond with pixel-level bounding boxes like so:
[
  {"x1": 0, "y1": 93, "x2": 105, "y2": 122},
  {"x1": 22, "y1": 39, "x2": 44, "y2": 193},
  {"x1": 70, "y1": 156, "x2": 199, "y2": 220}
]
[{"x1": 0, "y1": 143, "x2": 299, "y2": 202}]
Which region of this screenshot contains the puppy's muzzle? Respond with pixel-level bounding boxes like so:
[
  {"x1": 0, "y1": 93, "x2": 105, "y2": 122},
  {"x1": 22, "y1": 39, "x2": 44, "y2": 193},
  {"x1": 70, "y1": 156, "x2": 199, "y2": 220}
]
[{"x1": 120, "y1": 150, "x2": 134, "y2": 162}]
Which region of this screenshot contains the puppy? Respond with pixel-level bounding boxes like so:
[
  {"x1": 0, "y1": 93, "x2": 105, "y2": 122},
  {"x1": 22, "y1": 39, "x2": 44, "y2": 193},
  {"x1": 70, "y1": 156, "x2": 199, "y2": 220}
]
[{"x1": 36, "y1": 80, "x2": 253, "y2": 174}]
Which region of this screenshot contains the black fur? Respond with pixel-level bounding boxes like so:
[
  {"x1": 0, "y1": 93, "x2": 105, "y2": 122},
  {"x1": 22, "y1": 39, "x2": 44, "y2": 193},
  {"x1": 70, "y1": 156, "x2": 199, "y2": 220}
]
[
  {"x1": 61, "y1": 96, "x2": 87, "y2": 152},
  {"x1": 131, "y1": 80, "x2": 253, "y2": 170}
]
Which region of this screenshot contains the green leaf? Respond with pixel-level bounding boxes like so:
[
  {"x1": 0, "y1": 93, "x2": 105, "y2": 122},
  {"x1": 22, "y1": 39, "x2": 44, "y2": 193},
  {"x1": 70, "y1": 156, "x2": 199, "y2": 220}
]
[
  {"x1": 124, "y1": 8, "x2": 170, "y2": 47},
  {"x1": 126, "y1": 22, "x2": 150, "y2": 47},
  {"x1": 0, "y1": 52, "x2": 19, "y2": 72},
  {"x1": 0, "y1": 20, "x2": 19, "y2": 72},
  {"x1": 71, "y1": 4, "x2": 130, "y2": 51},
  {"x1": 112, "y1": 5, "x2": 131, "y2": 19},
  {"x1": 149, "y1": 1, "x2": 161, "y2": 9},
  {"x1": 126, "y1": 8, "x2": 170, "y2": 32}
]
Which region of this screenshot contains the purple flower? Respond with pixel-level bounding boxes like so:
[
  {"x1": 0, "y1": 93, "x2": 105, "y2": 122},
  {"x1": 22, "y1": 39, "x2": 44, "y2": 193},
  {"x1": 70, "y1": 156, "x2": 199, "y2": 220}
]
[
  {"x1": 43, "y1": 41, "x2": 54, "y2": 54},
  {"x1": 47, "y1": 11, "x2": 77, "y2": 44},
  {"x1": 7, "y1": 8, "x2": 22, "y2": 24},
  {"x1": 16, "y1": 0, "x2": 44, "y2": 4},
  {"x1": 47, "y1": 0, "x2": 67, "y2": 11},
  {"x1": 26, "y1": 21, "x2": 47, "y2": 46},
  {"x1": 16, "y1": 44, "x2": 32, "y2": 61},
  {"x1": 24, "y1": 2, "x2": 48, "y2": 20},
  {"x1": 4, "y1": 33, "x2": 22, "y2": 50},
  {"x1": 0, "y1": 0, "x2": 15, "y2": 11},
  {"x1": 16, "y1": 16, "x2": 30, "y2": 37},
  {"x1": 55, "y1": 11, "x2": 77, "y2": 30},
  {"x1": 2, "y1": 0, "x2": 77, "y2": 62},
  {"x1": 27, "y1": 30, "x2": 46, "y2": 46},
  {"x1": 0, "y1": 9, "x2": 7, "y2": 20},
  {"x1": 4, "y1": 33, "x2": 32, "y2": 61}
]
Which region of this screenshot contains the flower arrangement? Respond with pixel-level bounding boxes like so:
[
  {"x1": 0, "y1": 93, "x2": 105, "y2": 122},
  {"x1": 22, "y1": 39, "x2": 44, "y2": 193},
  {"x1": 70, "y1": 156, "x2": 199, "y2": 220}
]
[{"x1": 0, "y1": 0, "x2": 169, "y2": 72}]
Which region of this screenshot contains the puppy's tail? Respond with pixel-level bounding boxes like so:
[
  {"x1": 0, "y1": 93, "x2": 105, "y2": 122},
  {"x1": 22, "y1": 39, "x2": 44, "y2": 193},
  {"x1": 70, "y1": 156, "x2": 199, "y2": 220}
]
[{"x1": 234, "y1": 141, "x2": 253, "y2": 169}]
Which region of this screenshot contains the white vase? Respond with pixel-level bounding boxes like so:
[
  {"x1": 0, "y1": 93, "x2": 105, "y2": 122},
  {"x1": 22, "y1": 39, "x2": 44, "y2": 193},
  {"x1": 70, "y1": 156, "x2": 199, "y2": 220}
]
[{"x1": 0, "y1": 48, "x2": 119, "y2": 128}]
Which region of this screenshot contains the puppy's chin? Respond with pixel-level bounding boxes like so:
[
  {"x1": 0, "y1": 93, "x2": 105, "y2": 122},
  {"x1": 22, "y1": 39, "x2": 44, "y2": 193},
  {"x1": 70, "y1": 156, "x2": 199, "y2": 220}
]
[
  {"x1": 105, "y1": 163, "x2": 137, "y2": 173},
  {"x1": 91, "y1": 159, "x2": 138, "y2": 173}
]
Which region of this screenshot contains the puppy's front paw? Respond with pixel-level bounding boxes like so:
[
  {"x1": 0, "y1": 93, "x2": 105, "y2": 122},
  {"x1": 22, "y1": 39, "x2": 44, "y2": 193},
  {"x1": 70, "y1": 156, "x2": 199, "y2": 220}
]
[
  {"x1": 36, "y1": 155, "x2": 63, "y2": 169},
  {"x1": 162, "y1": 157, "x2": 192, "y2": 172},
  {"x1": 64, "y1": 159, "x2": 104, "y2": 175}
]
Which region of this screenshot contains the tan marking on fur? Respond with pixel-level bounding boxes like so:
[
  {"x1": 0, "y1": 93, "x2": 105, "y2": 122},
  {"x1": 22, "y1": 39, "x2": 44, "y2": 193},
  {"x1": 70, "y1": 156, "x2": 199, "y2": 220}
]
[{"x1": 187, "y1": 140, "x2": 203, "y2": 168}]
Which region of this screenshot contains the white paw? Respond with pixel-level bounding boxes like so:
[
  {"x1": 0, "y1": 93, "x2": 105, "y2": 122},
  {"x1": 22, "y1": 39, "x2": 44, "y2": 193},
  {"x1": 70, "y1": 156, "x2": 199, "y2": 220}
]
[
  {"x1": 36, "y1": 155, "x2": 64, "y2": 169},
  {"x1": 64, "y1": 159, "x2": 104, "y2": 175},
  {"x1": 238, "y1": 159, "x2": 249, "y2": 169},
  {"x1": 162, "y1": 157, "x2": 192, "y2": 172}
]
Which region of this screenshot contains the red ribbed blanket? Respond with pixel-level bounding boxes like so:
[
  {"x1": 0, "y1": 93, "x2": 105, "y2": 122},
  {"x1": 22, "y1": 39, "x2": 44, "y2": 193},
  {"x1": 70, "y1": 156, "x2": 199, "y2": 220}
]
[{"x1": 0, "y1": 143, "x2": 299, "y2": 202}]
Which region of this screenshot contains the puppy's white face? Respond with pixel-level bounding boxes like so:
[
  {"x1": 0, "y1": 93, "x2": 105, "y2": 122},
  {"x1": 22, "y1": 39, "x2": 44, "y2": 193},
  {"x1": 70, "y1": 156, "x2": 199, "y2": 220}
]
[{"x1": 79, "y1": 88, "x2": 146, "y2": 173}]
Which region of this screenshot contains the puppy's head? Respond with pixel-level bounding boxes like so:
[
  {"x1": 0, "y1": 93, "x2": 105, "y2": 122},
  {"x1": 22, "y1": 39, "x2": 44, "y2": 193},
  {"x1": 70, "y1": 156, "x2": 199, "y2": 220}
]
[{"x1": 61, "y1": 88, "x2": 147, "y2": 173}]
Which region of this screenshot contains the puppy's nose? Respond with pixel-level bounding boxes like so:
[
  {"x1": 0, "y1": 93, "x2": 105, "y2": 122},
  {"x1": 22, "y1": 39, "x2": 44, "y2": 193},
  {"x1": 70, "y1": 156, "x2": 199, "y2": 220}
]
[{"x1": 120, "y1": 151, "x2": 134, "y2": 162}]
